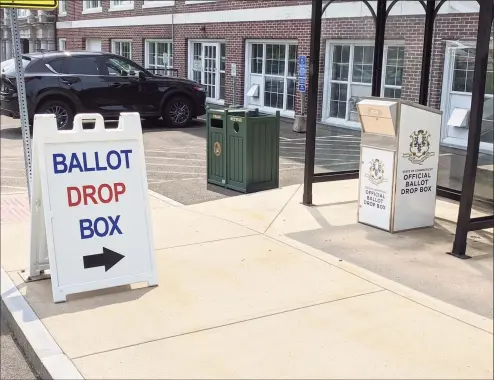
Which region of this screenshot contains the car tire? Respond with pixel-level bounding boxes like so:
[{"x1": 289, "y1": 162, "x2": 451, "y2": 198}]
[
  {"x1": 37, "y1": 99, "x2": 74, "y2": 130},
  {"x1": 163, "y1": 96, "x2": 193, "y2": 128}
]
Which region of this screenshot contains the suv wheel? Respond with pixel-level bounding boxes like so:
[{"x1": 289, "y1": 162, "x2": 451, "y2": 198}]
[
  {"x1": 37, "y1": 99, "x2": 74, "y2": 130},
  {"x1": 163, "y1": 96, "x2": 192, "y2": 127}
]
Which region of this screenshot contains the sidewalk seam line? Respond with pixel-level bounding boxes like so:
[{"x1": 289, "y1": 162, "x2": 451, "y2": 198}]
[
  {"x1": 263, "y1": 184, "x2": 302, "y2": 234},
  {"x1": 180, "y1": 208, "x2": 263, "y2": 235},
  {"x1": 266, "y1": 234, "x2": 493, "y2": 335},
  {"x1": 71, "y1": 289, "x2": 386, "y2": 360},
  {"x1": 155, "y1": 233, "x2": 260, "y2": 252}
]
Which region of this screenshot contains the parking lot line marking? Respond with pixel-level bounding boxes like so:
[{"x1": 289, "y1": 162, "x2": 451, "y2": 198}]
[
  {"x1": 145, "y1": 150, "x2": 206, "y2": 155},
  {"x1": 145, "y1": 148, "x2": 205, "y2": 153},
  {"x1": 148, "y1": 177, "x2": 205, "y2": 185},
  {"x1": 280, "y1": 135, "x2": 359, "y2": 141},
  {"x1": 283, "y1": 156, "x2": 360, "y2": 161},
  {"x1": 281, "y1": 146, "x2": 360, "y2": 152},
  {"x1": 281, "y1": 139, "x2": 360, "y2": 143},
  {"x1": 145, "y1": 156, "x2": 205, "y2": 162},
  {"x1": 146, "y1": 169, "x2": 207, "y2": 175},
  {"x1": 145, "y1": 163, "x2": 206, "y2": 168}
]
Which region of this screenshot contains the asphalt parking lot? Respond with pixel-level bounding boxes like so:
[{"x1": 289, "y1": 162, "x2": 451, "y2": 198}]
[{"x1": 0, "y1": 115, "x2": 361, "y2": 205}]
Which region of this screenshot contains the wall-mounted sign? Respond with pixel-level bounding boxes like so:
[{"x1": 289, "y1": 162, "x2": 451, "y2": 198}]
[
  {"x1": 193, "y1": 59, "x2": 202, "y2": 71},
  {"x1": 298, "y1": 55, "x2": 307, "y2": 93}
]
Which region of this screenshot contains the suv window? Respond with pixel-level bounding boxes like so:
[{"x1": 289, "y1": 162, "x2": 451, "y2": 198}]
[
  {"x1": 62, "y1": 57, "x2": 100, "y2": 75},
  {"x1": 103, "y1": 56, "x2": 147, "y2": 77},
  {"x1": 46, "y1": 59, "x2": 65, "y2": 73}
]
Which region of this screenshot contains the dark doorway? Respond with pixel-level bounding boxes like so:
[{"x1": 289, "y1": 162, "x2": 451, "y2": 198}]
[{"x1": 21, "y1": 39, "x2": 29, "y2": 54}]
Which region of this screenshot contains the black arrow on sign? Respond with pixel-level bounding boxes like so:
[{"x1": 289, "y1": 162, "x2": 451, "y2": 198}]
[{"x1": 83, "y1": 248, "x2": 124, "y2": 272}]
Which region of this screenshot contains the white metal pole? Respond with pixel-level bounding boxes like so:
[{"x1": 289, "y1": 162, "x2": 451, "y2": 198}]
[{"x1": 8, "y1": 8, "x2": 32, "y2": 202}]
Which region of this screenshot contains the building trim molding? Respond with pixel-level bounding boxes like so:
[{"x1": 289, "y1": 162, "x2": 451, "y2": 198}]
[{"x1": 56, "y1": 1, "x2": 479, "y2": 30}]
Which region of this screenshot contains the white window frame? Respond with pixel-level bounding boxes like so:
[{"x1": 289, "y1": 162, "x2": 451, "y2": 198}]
[
  {"x1": 244, "y1": 40, "x2": 298, "y2": 118},
  {"x1": 109, "y1": 0, "x2": 134, "y2": 12},
  {"x1": 82, "y1": 0, "x2": 102, "y2": 14},
  {"x1": 111, "y1": 39, "x2": 133, "y2": 60},
  {"x1": 142, "y1": 0, "x2": 174, "y2": 8},
  {"x1": 188, "y1": 40, "x2": 226, "y2": 105},
  {"x1": 322, "y1": 39, "x2": 405, "y2": 130},
  {"x1": 144, "y1": 39, "x2": 173, "y2": 74},
  {"x1": 58, "y1": 0, "x2": 67, "y2": 16},
  {"x1": 58, "y1": 38, "x2": 66, "y2": 51},
  {"x1": 381, "y1": 45, "x2": 405, "y2": 99},
  {"x1": 17, "y1": 9, "x2": 30, "y2": 18}
]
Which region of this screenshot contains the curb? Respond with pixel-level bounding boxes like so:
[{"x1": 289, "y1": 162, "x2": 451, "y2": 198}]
[
  {"x1": 1, "y1": 268, "x2": 84, "y2": 380},
  {"x1": 148, "y1": 189, "x2": 184, "y2": 207}
]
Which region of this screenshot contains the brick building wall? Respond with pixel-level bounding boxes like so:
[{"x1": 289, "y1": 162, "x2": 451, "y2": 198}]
[{"x1": 56, "y1": 1, "x2": 487, "y2": 121}]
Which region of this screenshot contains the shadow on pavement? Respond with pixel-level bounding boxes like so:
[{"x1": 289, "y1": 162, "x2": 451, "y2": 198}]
[
  {"x1": 141, "y1": 118, "x2": 206, "y2": 138},
  {"x1": 13, "y1": 278, "x2": 155, "y2": 320},
  {"x1": 0, "y1": 127, "x2": 22, "y2": 140},
  {"x1": 285, "y1": 210, "x2": 494, "y2": 318}
]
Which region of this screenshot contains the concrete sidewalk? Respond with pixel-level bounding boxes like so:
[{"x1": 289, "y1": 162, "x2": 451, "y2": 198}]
[{"x1": 1, "y1": 182, "x2": 493, "y2": 379}]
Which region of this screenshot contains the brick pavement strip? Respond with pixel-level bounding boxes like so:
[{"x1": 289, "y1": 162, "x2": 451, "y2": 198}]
[{"x1": 1, "y1": 193, "x2": 31, "y2": 224}]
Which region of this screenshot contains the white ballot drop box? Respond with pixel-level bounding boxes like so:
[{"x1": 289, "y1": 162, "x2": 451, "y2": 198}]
[{"x1": 356, "y1": 98, "x2": 442, "y2": 232}]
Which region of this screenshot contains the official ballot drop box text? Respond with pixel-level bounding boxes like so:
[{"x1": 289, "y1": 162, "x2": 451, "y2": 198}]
[{"x1": 356, "y1": 98, "x2": 442, "y2": 232}]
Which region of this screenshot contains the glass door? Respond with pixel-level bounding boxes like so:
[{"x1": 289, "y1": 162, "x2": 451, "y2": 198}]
[
  {"x1": 202, "y1": 43, "x2": 217, "y2": 99},
  {"x1": 190, "y1": 41, "x2": 226, "y2": 103},
  {"x1": 443, "y1": 44, "x2": 493, "y2": 151}
]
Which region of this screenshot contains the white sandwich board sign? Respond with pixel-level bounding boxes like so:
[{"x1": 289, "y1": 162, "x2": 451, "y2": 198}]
[{"x1": 29, "y1": 113, "x2": 158, "y2": 303}]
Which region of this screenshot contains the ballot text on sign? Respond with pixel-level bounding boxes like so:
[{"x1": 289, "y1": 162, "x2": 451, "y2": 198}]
[{"x1": 30, "y1": 113, "x2": 158, "y2": 303}]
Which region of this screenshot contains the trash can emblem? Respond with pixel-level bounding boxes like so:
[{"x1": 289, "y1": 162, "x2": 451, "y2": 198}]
[{"x1": 213, "y1": 142, "x2": 222, "y2": 157}]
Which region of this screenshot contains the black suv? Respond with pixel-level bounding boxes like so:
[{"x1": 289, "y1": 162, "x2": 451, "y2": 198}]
[{"x1": 1, "y1": 51, "x2": 207, "y2": 129}]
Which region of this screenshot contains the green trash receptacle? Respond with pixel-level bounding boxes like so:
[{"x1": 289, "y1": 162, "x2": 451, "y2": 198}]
[
  {"x1": 207, "y1": 109, "x2": 227, "y2": 187},
  {"x1": 207, "y1": 108, "x2": 280, "y2": 194}
]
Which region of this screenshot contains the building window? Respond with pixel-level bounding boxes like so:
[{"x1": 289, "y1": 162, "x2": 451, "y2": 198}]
[
  {"x1": 112, "y1": 40, "x2": 132, "y2": 60},
  {"x1": 58, "y1": 0, "x2": 67, "y2": 15},
  {"x1": 452, "y1": 48, "x2": 476, "y2": 93},
  {"x1": 185, "y1": 0, "x2": 216, "y2": 4},
  {"x1": 143, "y1": 0, "x2": 174, "y2": 7},
  {"x1": 59, "y1": 38, "x2": 66, "y2": 51},
  {"x1": 109, "y1": 0, "x2": 134, "y2": 10},
  {"x1": 247, "y1": 41, "x2": 297, "y2": 113},
  {"x1": 17, "y1": 9, "x2": 29, "y2": 17},
  {"x1": 384, "y1": 46, "x2": 404, "y2": 98},
  {"x1": 145, "y1": 40, "x2": 173, "y2": 75},
  {"x1": 86, "y1": 38, "x2": 101, "y2": 52},
  {"x1": 188, "y1": 41, "x2": 226, "y2": 103},
  {"x1": 83, "y1": 0, "x2": 102, "y2": 13},
  {"x1": 325, "y1": 41, "x2": 405, "y2": 123},
  {"x1": 220, "y1": 43, "x2": 226, "y2": 100}
]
